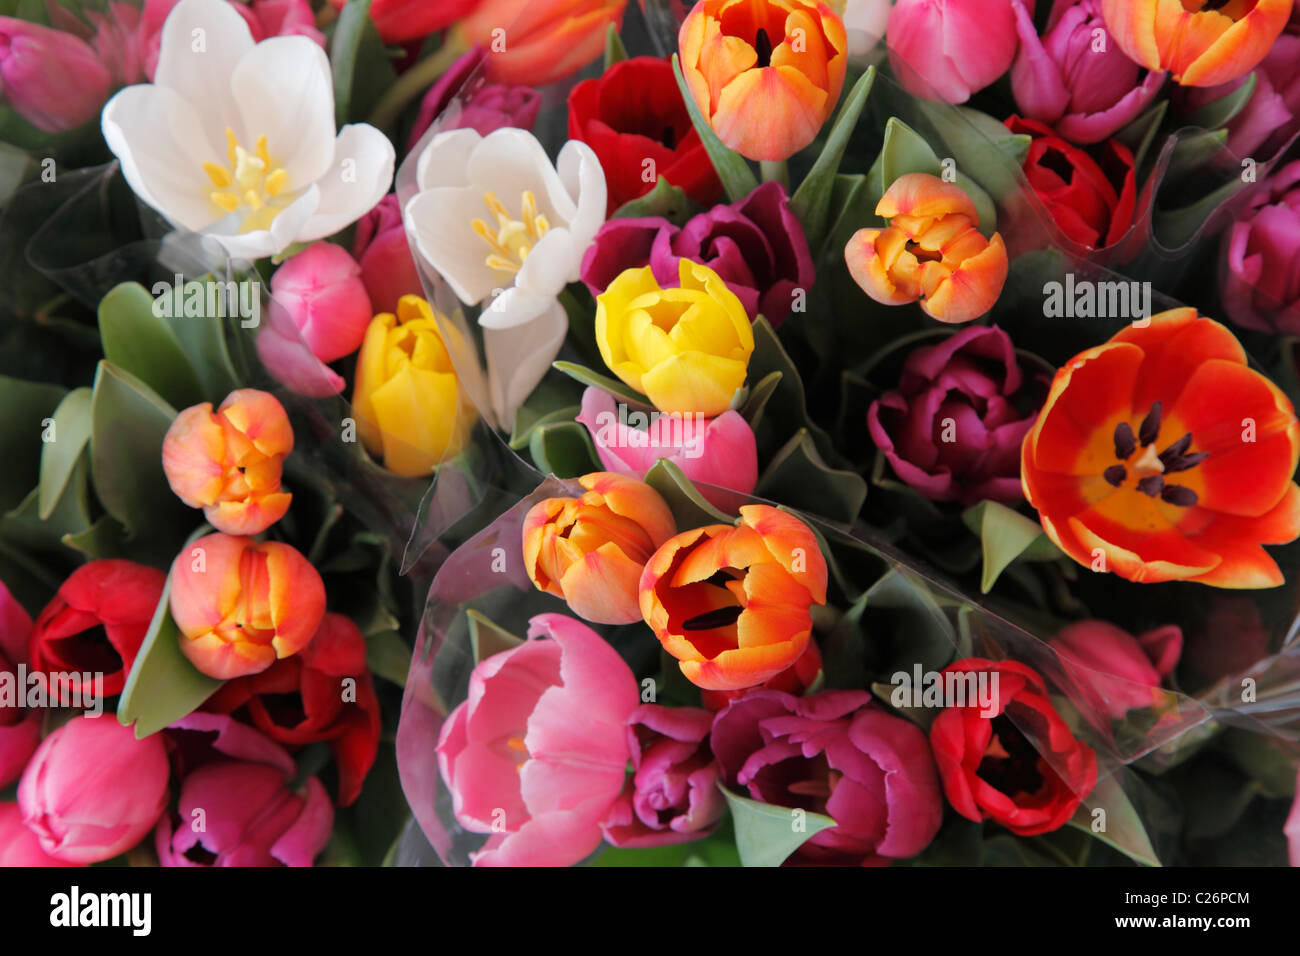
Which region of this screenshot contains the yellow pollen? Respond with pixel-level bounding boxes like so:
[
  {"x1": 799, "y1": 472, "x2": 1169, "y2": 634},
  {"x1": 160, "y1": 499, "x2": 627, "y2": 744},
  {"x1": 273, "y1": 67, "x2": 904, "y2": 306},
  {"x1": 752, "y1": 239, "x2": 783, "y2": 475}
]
[
  {"x1": 205, "y1": 126, "x2": 292, "y2": 233},
  {"x1": 506, "y1": 736, "x2": 528, "y2": 752},
  {"x1": 473, "y1": 190, "x2": 550, "y2": 274}
]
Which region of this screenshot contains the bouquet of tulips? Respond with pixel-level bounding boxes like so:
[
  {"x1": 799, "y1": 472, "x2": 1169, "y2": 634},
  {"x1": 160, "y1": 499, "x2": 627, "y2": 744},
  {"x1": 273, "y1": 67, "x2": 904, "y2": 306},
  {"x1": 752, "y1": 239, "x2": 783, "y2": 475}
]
[{"x1": 1, "y1": 0, "x2": 1300, "y2": 872}]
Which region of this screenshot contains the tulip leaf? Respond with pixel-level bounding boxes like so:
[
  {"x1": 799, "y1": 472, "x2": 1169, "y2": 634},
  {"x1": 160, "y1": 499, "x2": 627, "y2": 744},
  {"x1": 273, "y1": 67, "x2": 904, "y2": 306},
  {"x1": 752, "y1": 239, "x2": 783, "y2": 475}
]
[
  {"x1": 119, "y1": 558, "x2": 224, "y2": 739},
  {"x1": 37, "y1": 386, "x2": 92, "y2": 519},
  {"x1": 511, "y1": 405, "x2": 581, "y2": 451},
  {"x1": 738, "y1": 370, "x2": 782, "y2": 430},
  {"x1": 790, "y1": 66, "x2": 875, "y2": 251},
  {"x1": 645, "y1": 458, "x2": 733, "y2": 527},
  {"x1": 912, "y1": 101, "x2": 1030, "y2": 205},
  {"x1": 1166, "y1": 128, "x2": 1228, "y2": 181},
  {"x1": 1181, "y1": 72, "x2": 1256, "y2": 133},
  {"x1": 528, "y1": 420, "x2": 601, "y2": 479},
  {"x1": 671, "y1": 54, "x2": 759, "y2": 203},
  {"x1": 610, "y1": 177, "x2": 698, "y2": 226},
  {"x1": 1153, "y1": 174, "x2": 1248, "y2": 257},
  {"x1": 1068, "y1": 773, "x2": 1161, "y2": 867},
  {"x1": 552, "y1": 360, "x2": 653, "y2": 408},
  {"x1": 604, "y1": 22, "x2": 629, "y2": 70},
  {"x1": 755, "y1": 428, "x2": 867, "y2": 525},
  {"x1": 747, "y1": 316, "x2": 837, "y2": 460},
  {"x1": 366, "y1": 629, "x2": 413, "y2": 687},
  {"x1": 62, "y1": 514, "x2": 128, "y2": 561},
  {"x1": 870, "y1": 681, "x2": 935, "y2": 730},
  {"x1": 0, "y1": 375, "x2": 65, "y2": 512},
  {"x1": 718, "y1": 785, "x2": 837, "y2": 867},
  {"x1": 1115, "y1": 101, "x2": 1168, "y2": 173},
  {"x1": 98, "y1": 282, "x2": 205, "y2": 410},
  {"x1": 160, "y1": 278, "x2": 241, "y2": 401},
  {"x1": 2, "y1": 463, "x2": 92, "y2": 554},
  {"x1": 331, "y1": 0, "x2": 373, "y2": 127},
  {"x1": 467, "y1": 609, "x2": 525, "y2": 664},
  {"x1": 962, "y1": 500, "x2": 1062, "y2": 594}
]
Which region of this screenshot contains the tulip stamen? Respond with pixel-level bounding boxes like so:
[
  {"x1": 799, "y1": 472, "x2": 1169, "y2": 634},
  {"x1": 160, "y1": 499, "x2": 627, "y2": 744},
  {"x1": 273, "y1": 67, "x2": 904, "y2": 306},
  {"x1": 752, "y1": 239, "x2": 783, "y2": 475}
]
[
  {"x1": 753, "y1": 28, "x2": 774, "y2": 68},
  {"x1": 1106, "y1": 407, "x2": 1207, "y2": 502},
  {"x1": 1103, "y1": 464, "x2": 1127, "y2": 486},
  {"x1": 474, "y1": 191, "x2": 551, "y2": 274},
  {"x1": 205, "y1": 128, "x2": 291, "y2": 233}
]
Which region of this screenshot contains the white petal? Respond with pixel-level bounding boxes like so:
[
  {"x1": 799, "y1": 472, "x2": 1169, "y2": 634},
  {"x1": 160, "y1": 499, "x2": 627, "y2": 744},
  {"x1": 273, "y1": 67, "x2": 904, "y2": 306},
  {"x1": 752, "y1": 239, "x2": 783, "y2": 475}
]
[
  {"x1": 154, "y1": 0, "x2": 253, "y2": 153},
  {"x1": 404, "y1": 187, "x2": 504, "y2": 306},
  {"x1": 297, "y1": 124, "x2": 395, "y2": 241},
  {"x1": 231, "y1": 36, "x2": 336, "y2": 186},
  {"x1": 514, "y1": 228, "x2": 575, "y2": 302},
  {"x1": 416, "y1": 128, "x2": 481, "y2": 190},
  {"x1": 469, "y1": 128, "x2": 575, "y2": 227},
  {"x1": 207, "y1": 185, "x2": 320, "y2": 261},
  {"x1": 484, "y1": 297, "x2": 567, "y2": 429},
  {"x1": 555, "y1": 139, "x2": 607, "y2": 278}
]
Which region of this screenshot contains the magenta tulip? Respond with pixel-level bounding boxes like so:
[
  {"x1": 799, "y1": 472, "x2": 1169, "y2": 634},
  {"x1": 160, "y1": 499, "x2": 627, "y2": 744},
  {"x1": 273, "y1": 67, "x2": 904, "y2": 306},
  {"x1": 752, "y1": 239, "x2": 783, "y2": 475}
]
[
  {"x1": 1288, "y1": 769, "x2": 1300, "y2": 865},
  {"x1": 1049, "y1": 620, "x2": 1182, "y2": 718},
  {"x1": 406, "y1": 47, "x2": 542, "y2": 154},
  {"x1": 269, "y1": 242, "x2": 373, "y2": 363},
  {"x1": 887, "y1": 0, "x2": 1019, "y2": 104},
  {"x1": 0, "y1": 580, "x2": 38, "y2": 789},
  {"x1": 0, "y1": 18, "x2": 112, "y2": 132},
  {"x1": 352, "y1": 195, "x2": 422, "y2": 317},
  {"x1": 0, "y1": 803, "x2": 79, "y2": 867},
  {"x1": 436, "y1": 613, "x2": 639, "y2": 867},
  {"x1": 1220, "y1": 161, "x2": 1300, "y2": 334}
]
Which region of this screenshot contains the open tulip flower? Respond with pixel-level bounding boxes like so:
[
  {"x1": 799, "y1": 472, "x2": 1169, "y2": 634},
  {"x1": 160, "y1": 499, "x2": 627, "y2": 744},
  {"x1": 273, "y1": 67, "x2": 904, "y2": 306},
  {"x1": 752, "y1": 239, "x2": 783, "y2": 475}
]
[
  {"x1": 640, "y1": 504, "x2": 828, "y2": 691},
  {"x1": 1101, "y1": 0, "x2": 1294, "y2": 87},
  {"x1": 846, "y1": 173, "x2": 1009, "y2": 323},
  {"x1": 1021, "y1": 308, "x2": 1300, "y2": 587},
  {"x1": 523, "y1": 472, "x2": 677, "y2": 625},
  {"x1": 101, "y1": 0, "x2": 394, "y2": 261},
  {"x1": 678, "y1": 0, "x2": 848, "y2": 161}
]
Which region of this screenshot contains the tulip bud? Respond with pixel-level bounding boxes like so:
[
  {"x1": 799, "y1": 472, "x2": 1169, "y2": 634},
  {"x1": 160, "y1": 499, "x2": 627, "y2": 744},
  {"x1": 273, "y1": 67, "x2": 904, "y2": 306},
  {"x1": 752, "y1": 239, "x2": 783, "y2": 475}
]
[
  {"x1": 1049, "y1": 620, "x2": 1182, "y2": 719},
  {"x1": 458, "y1": 0, "x2": 628, "y2": 87},
  {"x1": 351, "y1": 195, "x2": 421, "y2": 317},
  {"x1": 268, "y1": 242, "x2": 374, "y2": 363},
  {"x1": 0, "y1": 803, "x2": 78, "y2": 866},
  {"x1": 0, "y1": 17, "x2": 112, "y2": 133},
  {"x1": 169, "y1": 533, "x2": 325, "y2": 680},
  {"x1": 524, "y1": 472, "x2": 677, "y2": 624},
  {"x1": 18, "y1": 715, "x2": 169, "y2": 863},
  {"x1": 886, "y1": 0, "x2": 1018, "y2": 103},
  {"x1": 162, "y1": 388, "x2": 294, "y2": 536},
  {"x1": 845, "y1": 173, "x2": 1008, "y2": 323}
]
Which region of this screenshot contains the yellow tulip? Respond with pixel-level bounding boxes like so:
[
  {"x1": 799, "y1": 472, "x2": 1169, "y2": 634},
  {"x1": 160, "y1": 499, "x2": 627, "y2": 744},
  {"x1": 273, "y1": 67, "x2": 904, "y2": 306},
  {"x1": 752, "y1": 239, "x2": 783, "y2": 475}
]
[
  {"x1": 352, "y1": 295, "x2": 476, "y2": 477},
  {"x1": 595, "y1": 259, "x2": 753, "y2": 416}
]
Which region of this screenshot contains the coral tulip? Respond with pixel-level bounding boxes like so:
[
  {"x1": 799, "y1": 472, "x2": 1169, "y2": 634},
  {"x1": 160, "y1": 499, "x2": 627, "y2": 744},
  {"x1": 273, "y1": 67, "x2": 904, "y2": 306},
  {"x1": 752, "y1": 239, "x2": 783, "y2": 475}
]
[{"x1": 458, "y1": 0, "x2": 628, "y2": 87}]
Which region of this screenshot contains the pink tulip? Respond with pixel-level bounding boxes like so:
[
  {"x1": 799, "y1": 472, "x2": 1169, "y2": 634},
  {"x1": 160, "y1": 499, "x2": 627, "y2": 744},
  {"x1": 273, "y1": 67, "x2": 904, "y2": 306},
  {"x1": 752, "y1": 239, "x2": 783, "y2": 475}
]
[
  {"x1": 269, "y1": 242, "x2": 374, "y2": 363},
  {"x1": 436, "y1": 613, "x2": 639, "y2": 866},
  {"x1": 18, "y1": 715, "x2": 169, "y2": 863},
  {"x1": 576, "y1": 387, "x2": 758, "y2": 509},
  {"x1": 86, "y1": 1, "x2": 147, "y2": 85},
  {"x1": 886, "y1": 0, "x2": 1020, "y2": 103},
  {"x1": 138, "y1": 0, "x2": 324, "y2": 80},
  {"x1": 0, "y1": 803, "x2": 79, "y2": 867},
  {"x1": 0, "y1": 579, "x2": 38, "y2": 789},
  {"x1": 1288, "y1": 768, "x2": 1300, "y2": 866},
  {"x1": 0, "y1": 18, "x2": 112, "y2": 132},
  {"x1": 405, "y1": 47, "x2": 542, "y2": 154},
  {"x1": 352, "y1": 195, "x2": 422, "y2": 317},
  {"x1": 1049, "y1": 620, "x2": 1182, "y2": 719}
]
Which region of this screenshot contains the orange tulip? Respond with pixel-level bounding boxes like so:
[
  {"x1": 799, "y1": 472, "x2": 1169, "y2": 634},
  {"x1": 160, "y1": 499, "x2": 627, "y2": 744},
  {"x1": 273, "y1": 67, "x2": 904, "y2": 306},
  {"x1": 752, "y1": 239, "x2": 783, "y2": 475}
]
[
  {"x1": 161, "y1": 389, "x2": 293, "y2": 535},
  {"x1": 169, "y1": 533, "x2": 326, "y2": 679},
  {"x1": 1101, "y1": 0, "x2": 1294, "y2": 87},
  {"x1": 639, "y1": 504, "x2": 828, "y2": 690},
  {"x1": 458, "y1": 0, "x2": 628, "y2": 87},
  {"x1": 678, "y1": 0, "x2": 848, "y2": 161},
  {"x1": 523, "y1": 472, "x2": 677, "y2": 624},
  {"x1": 845, "y1": 172, "x2": 1008, "y2": 323},
  {"x1": 1022, "y1": 308, "x2": 1300, "y2": 587}
]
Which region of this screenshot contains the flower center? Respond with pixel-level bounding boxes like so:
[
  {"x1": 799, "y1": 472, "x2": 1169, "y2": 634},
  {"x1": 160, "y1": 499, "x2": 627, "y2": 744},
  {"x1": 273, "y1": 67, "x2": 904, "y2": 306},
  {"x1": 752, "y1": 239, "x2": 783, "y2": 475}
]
[
  {"x1": 754, "y1": 27, "x2": 774, "y2": 68},
  {"x1": 472, "y1": 191, "x2": 550, "y2": 275},
  {"x1": 204, "y1": 128, "x2": 291, "y2": 234},
  {"x1": 1101, "y1": 400, "x2": 1206, "y2": 506},
  {"x1": 977, "y1": 714, "x2": 1046, "y2": 798}
]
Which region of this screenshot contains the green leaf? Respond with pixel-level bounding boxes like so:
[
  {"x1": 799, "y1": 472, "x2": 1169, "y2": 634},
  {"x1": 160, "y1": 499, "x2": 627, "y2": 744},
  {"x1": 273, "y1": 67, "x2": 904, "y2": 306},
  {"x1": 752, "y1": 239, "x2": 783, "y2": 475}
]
[
  {"x1": 912, "y1": 101, "x2": 1031, "y2": 205},
  {"x1": 528, "y1": 421, "x2": 601, "y2": 478},
  {"x1": 962, "y1": 500, "x2": 1061, "y2": 593},
  {"x1": 737, "y1": 370, "x2": 782, "y2": 430},
  {"x1": 1181, "y1": 72, "x2": 1256, "y2": 132},
  {"x1": 1068, "y1": 773, "x2": 1161, "y2": 867},
  {"x1": 1153, "y1": 174, "x2": 1247, "y2": 251},
  {"x1": 331, "y1": 0, "x2": 374, "y2": 127},
  {"x1": 62, "y1": 514, "x2": 127, "y2": 560},
  {"x1": 0, "y1": 375, "x2": 65, "y2": 512},
  {"x1": 719, "y1": 785, "x2": 836, "y2": 867},
  {"x1": 754, "y1": 429, "x2": 867, "y2": 525},
  {"x1": 1165, "y1": 128, "x2": 1228, "y2": 180},
  {"x1": 365, "y1": 629, "x2": 411, "y2": 686},
  {"x1": 644, "y1": 458, "x2": 733, "y2": 527},
  {"x1": 98, "y1": 283, "x2": 204, "y2": 410},
  {"x1": 671, "y1": 54, "x2": 759, "y2": 203},
  {"x1": 162, "y1": 279, "x2": 241, "y2": 401},
  {"x1": 867, "y1": 117, "x2": 998, "y2": 235},
  {"x1": 467, "y1": 608, "x2": 526, "y2": 664},
  {"x1": 790, "y1": 67, "x2": 875, "y2": 250},
  {"x1": 610, "y1": 177, "x2": 698, "y2": 226},
  {"x1": 1115, "y1": 101, "x2": 1167, "y2": 172},
  {"x1": 603, "y1": 22, "x2": 629, "y2": 70},
  {"x1": 2, "y1": 460, "x2": 92, "y2": 553},
  {"x1": 552, "y1": 360, "x2": 653, "y2": 408},
  {"x1": 37, "y1": 387, "x2": 92, "y2": 519},
  {"x1": 510, "y1": 405, "x2": 581, "y2": 451}
]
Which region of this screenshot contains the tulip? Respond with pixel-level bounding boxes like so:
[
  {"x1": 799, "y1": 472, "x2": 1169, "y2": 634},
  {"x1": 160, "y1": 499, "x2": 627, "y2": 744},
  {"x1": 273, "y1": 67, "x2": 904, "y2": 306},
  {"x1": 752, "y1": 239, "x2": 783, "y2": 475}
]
[
  {"x1": 1101, "y1": 0, "x2": 1293, "y2": 87},
  {"x1": 1049, "y1": 620, "x2": 1182, "y2": 718},
  {"x1": 88, "y1": 1, "x2": 147, "y2": 86},
  {"x1": 18, "y1": 715, "x2": 169, "y2": 863},
  {"x1": 930, "y1": 658, "x2": 1098, "y2": 836},
  {"x1": 886, "y1": 0, "x2": 1018, "y2": 103},
  {"x1": 1288, "y1": 768, "x2": 1300, "y2": 866},
  {"x1": 678, "y1": 0, "x2": 848, "y2": 161},
  {"x1": 162, "y1": 388, "x2": 294, "y2": 536},
  {"x1": 1011, "y1": 0, "x2": 1166, "y2": 144},
  {"x1": 711, "y1": 689, "x2": 944, "y2": 864},
  {"x1": 0, "y1": 581, "x2": 38, "y2": 789},
  {"x1": 458, "y1": 0, "x2": 628, "y2": 87},
  {"x1": 436, "y1": 613, "x2": 640, "y2": 866},
  {"x1": 866, "y1": 325, "x2": 1041, "y2": 505},
  {"x1": 28, "y1": 560, "x2": 167, "y2": 699},
  {"x1": 352, "y1": 295, "x2": 477, "y2": 477},
  {"x1": 352, "y1": 195, "x2": 422, "y2": 318},
  {"x1": 698, "y1": 633, "x2": 822, "y2": 710},
  {"x1": 601, "y1": 704, "x2": 725, "y2": 847},
  {"x1": 169, "y1": 533, "x2": 325, "y2": 679},
  {"x1": 576, "y1": 387, "x2": 759, "y2": 508},
  {"x1": 0, "y1": 17, "x2": 112, "y2": 133},
  {"x1": 845, "y1": 173, "x2": 1008, "y2": 323},
  {"x1": 140, "y1": 0, "x2": 325, "y2": 79},
  {"x1": 1185, "y1": 596, "x2": 1273, "y2": 684},
  {"x1": 203, "y1": 613, "x2": 381, "y2": 806},
  {"x1": 523, "y1": 472, "x2": 677, "y2": 624},
  {"x1": 640, "y1": 504, "x2": 828, "y2": 691},
  {"x1": 1021, "y1": 308, "x2": 1300, "y2": 587},
  {"x1": 596, "y1": 259, "x2": 754, "y2": 416},
  {"x1": 842, "y1": 0, "x2": 892, "y2": 60},
  {"x1": 328, "y1": 0, "x2": 482, "y2": 44},
  {"x1": 268, "y1": 243, "x2": 372, "y2": 362},
  {"x1": 406, "y1": 47, "x2": 542, "y2": 154},
  {"x1": 0, "y1": 803, "x2": 79, "y2": 866},
  {"x1": 1220, "y1": 161, "x2": 1300, "y2": 334}
]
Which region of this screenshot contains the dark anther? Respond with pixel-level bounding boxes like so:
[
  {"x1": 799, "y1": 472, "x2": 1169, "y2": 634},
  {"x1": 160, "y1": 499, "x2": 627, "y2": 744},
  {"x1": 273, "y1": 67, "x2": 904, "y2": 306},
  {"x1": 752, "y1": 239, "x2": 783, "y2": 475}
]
[
  {"x1": 1160, "y1": 485, "x2": 1199, "y2": 507},
  {"x1": 1136, "y1": 475, "x2": 1165, "y2": 497},
  {"x1": 1138, "y1": 401, "x2": 1162, "y2": 446},
  {"x1": 1113, "y1": 421, "x2": 1136, "y2": 460},
  {"x1": 754, "y1": 28, "x2": 773, "y2": 67},
  {"x1": 682, "y1": 605, "x2": 744, "y2": 631},
  {"x1": 1160, "y1": 433, "x2": 1191, "y2": 460},
  {"x1": 1103, "y1": 464, "x2": 1127, "y2": 486},
  {"x1": 1157, "y1": 432, "x2": 1209, "y2": 474}
]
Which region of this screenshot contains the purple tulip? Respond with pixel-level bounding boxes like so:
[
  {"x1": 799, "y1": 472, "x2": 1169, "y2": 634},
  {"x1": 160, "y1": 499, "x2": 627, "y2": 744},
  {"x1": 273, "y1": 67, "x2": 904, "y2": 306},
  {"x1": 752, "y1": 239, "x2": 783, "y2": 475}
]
[
  {"x1": 601, "y1": 704, "x2": 724, "y2": 848},
  {"x1": 867, "y1": 325, "x2": 1041, "y2": 507},
  {"x1": 0, "y1": 17, "x2": 111, "y2": 133},
  {"x1": 1011, "y1": 0, "x2": 1165, "y2": 144},
  {"x1": 406, "y1": 47, "x2": 542, "y2": 154},
  {"x1": 1220, "y1": 161, "x2": 1300, "y2": 334},
  {"x1": 710, "y1": 689, "x2": 943, "y2": 866},
  {"x1": 580, "y1": 181, "x2": 815, "y2": 328},
  {"x1": 1049, "y1": 620, "x2": 1182, "y2": 719}
]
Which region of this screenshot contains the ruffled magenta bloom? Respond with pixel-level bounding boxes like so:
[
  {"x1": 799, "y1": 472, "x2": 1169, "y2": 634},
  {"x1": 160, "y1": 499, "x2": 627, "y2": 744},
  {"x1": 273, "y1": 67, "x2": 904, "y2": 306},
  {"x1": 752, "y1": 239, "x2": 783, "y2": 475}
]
[
  {"x1": 1221, "y1": 161, "x2": 1300, "y2": 334},
  {"x1": 1049, "y1": 620, "x2": 1182, "y2": 719},
  {"x1": 886, "y1": 0, "x2": 1019, "y2": 104},
  {"x1": 0, "y1": 17, "x2": 112, "y2": 132},
  {"x1": 406, "y1": 47, "x2": 542, "y2": 154},
  {"x1": 0, "y1": 803, "x2": 78, "y2": 866},
  {"x1": 0, "y1": 580, "x2": 38, "y2": 789},
  {"x1": 867, "y1": 325, "x2": 1042, "y2": 506},
  {"x1": 436, "y1": 613, "x2": 639, "y2": 867},
  {"x1": 711, "y1": 689, "x2": 944, "y2": 866},
  {"x1": 352, "y1": 194, "x2": 422, "y2": 317},
  {"x1": 155, "y1": 712, "x2": 333, "y2": 867},
  {"x1": 18, "y1": 715, "x2": 169, "y2": 863},
  {"x1": 1011, "y1": 0, "x2": 1165, "y2": 144},
  {"x1": 580, "y1": 181, "x2": 815, "y2": 327},
  {"x1": 576, "y1": 387, "x2": 758, "y2": 508},
  {"x1": 601, "y1": 704, "x2": 724, "y2": 848}
]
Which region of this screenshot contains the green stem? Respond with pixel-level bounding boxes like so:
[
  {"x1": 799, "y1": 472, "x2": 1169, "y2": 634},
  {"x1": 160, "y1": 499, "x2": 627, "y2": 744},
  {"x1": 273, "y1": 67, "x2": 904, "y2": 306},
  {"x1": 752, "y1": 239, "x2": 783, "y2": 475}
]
[
  {"x1": 760, "y1": 159, "x2": 789, "y2": 190},
  {"x1": 367, "y1": 40, "x2": 467, "y2": 132}
]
